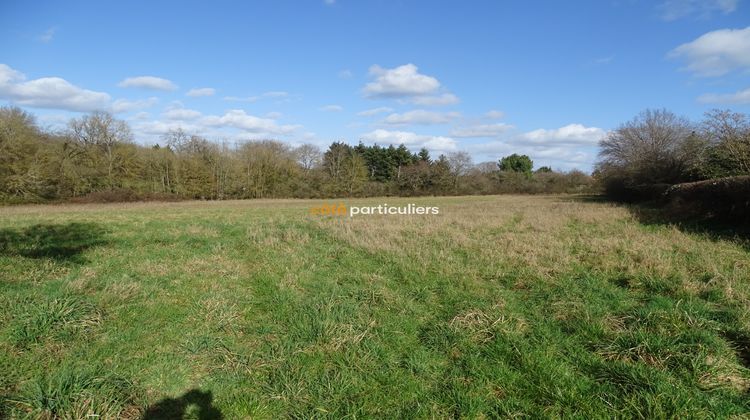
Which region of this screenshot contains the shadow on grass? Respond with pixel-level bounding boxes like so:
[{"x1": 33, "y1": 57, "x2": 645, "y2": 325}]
[
  {"x1": 143, "y1": 389, "x2": 222, "y2": 420},
  {"x1": 629, "y1": 205, "x2": 749, "y2": 244},
  {"x1": 723, "y1": 330, "x2": 750, "y2": 369},
  {"x1": 0, "y1": 222, "x2": 108, "y2": 263},
  {"x1": 563, "y1": 194, "x2": 750, "y2": 250},
  {"x1": 559, "y1": 194, "x2": 611, "y2": 204}
]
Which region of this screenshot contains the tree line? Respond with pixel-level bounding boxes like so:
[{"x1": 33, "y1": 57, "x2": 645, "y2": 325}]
[
  {"x1": 595, "y1": 108, "x2": 750, "y2": 201},
  {"x1": 0, "y1": 106, "x2": 594, "y2": 203}
]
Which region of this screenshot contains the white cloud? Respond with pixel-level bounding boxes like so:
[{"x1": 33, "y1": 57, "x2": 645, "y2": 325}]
[
  {"x1": 133, "y1": 120, "x2": 204, "y2": 137},
  {"x1": 360, "y1": 129, "x2": 457, "y2": 153},
  {"x1": 118, "y1": 76, "x2": 178, "y2": 91},
  {"x1": 0, "y1": 64, "x2": 305, "y2": 142},
  {"x1": 202, "y1": 109, "x2": 299, "y2": 135},
  {"x1": 658, "y1": 0, "x2": 738, "y2": 21},
  {"x1": 338, "y1": 69, "x2": 353, "y2": 79},
  {"x1": 131, "y1": 108, "x2": 302, "y2": 143},
  {"x1": 698, "y1": 87, "x2": 750, "y2": 104},
  {"x1": 468, "y1": 140, "x2": 594, "y2": 171},
  {"x1": 484, "y1": 110, "x2": 505, "y2": 119},
  {"x1": 357, "y1": 107, "x2": 393, "y2": 117},
  {"x1": 320, "y1": 104, "x2": 344, "y2": 112},
  {"x1": 450, "y1": 123, "x2": 513, "y2": 138},
  {"x1": 669, "y1": 26, "x2": 750, "y2": 77},
  {"x1": 39, "y1": 27, "x2": 56, "y2": 43},
  {"x1": 132, "y1": 112, "x2": 150, "y2": 120},
  {"x1": 363, "y1": 64, "x2": 441, "y2": 98},
  {"x1": 363, "y1": 64, "x2": 460, "y2": 106},
  {"x1": 409, "y1": 93, "x2": 460, "y2": 106},
  {"x1": 466, "y1": 123, "x2": 605, "y2": 170},
  {"x1": 265, "y1": 111, "x2": 283, "y2": 119},
  {"x1": 382, "y1": 110, "x2": 460, "y2": 125},
  {"x1": 521, "y1": 124, "x2": 605, "y2": 146},
  {"x1": 36, "y1": 113, "x2": 70, "y2": 129},
  {"x1": 163, "y1": 107, "x2": 203, "y2": 120},
  {"x1": 186, "y1": 87, "x2": 215, "y2": 97},
  {"x1": 111, "y1": 97, "x2": 158, "y2": 113},
  {"x1": 167, "y1": 100, "x2": 185, "y2": 108},
  {"x1": 0, "y1": 63, "x2": 111, "y2": 112}
]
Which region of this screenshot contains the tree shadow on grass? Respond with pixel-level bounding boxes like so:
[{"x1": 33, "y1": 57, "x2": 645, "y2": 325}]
[
  {"x1": 629, "y1": 205, "x2": 750, "y2": 243},
  {"x1": 563, "y1": 194, "x2": 750, "y2": 250},
  {"x1": 142, "y1": 389, "x2": 223, "y2": 420},
  {"x1": 0, "y1": 222, "x2": 108, "y2": 264},
  {"x1": 558, "y1": 194, "x2": 611, "y2": 204}
]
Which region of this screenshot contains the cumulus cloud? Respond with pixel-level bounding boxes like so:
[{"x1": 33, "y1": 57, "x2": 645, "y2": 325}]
[
  {"x1": 0, "y1": 63, "x2": 111, "y2": 112},
  {"x1": 698, "y1": 87, "x2": 750, "y2": 104},
  {"x1": 450, "y1": 123, "x2": 513, "y2": 138},
  {"x1": 363, "y1": 64, "x2": 441, "y2": 98},
  {"x1": 0, "y1": 64, "x2": 304, "y2": 141},
  {"x1": 163, "y1": 107, "x2": 203, "y2": 120},
  {"x1": 363, "y1": 64, "x2": 460, "y2": 106},
  {"x1": 186, "y1": 87, "x2": 215, "y2": 97},
  {"x1": 381, "y1": 110, "x2": 460, "y2": 125},
  {"x1": 521, "y1": 123, "x2": 606, "y2": 146},
  {"x1": 131, "y1": 108, "x2": 301, "y2": 142},
  {"x1": 36, "y1": 114, "x2": 71, "y2": 128},
  {"x1": 202, "y1": 109, "x2": 299, "y2": 135},
  {"x1": 360, "y1": 128, "x2": 457, "y2": 153},
  {"x1": 132, "y1": 120, "x2": 205, "y2": 137},
  {"x1": 320, "y1": 104, "x2": 344, "y2": 112},
  {"x1": 132, "y1": 112, "x2": 150, "y2": 120},
  {"x1": 468, "y1": 140, "x2": 594, "y2": 170},
  {"x1": 669, "y1": 26, "x2": 750, "y2": 77},
  {"x1": 357, "y1": 107, "x2": 393, "y2": 117},
  {"x1": 466, "y1": 123, "x2": 605, "y2": 170},
  {"x1": 118, "y1": 76, "x2": 178, "y2": 91},
  {"x1": 658, "y1": 0, "x2": 738, "y2": 21},
  {"x1": 112, "y1": 97, "x2": 158, "y2": 113}
]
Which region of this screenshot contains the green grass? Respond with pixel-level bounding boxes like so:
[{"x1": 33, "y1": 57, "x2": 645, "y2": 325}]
[{"x1": 1, "y1": 196, "x2": 749, "y2": 418}]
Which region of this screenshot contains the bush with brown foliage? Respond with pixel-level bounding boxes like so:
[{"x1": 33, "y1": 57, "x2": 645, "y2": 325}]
[{"x1": 663, "y1": 176, "x2": 750, "y2": 223}]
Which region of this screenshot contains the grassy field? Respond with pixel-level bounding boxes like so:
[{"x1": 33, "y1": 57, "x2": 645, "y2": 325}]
[{"x1": 1, "y1": 195, "x2": 749, "y2": 418}]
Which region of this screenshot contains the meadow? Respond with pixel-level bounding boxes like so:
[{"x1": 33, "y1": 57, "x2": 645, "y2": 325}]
[{"x1": 0, "y1": 195, "x2": 749, "y2": 418}]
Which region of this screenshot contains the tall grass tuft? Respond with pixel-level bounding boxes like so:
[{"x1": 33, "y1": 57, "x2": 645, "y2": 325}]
[
  {"x1": 9, "y1": 297, "x2": 101, "y2": 348},
  {"x1": 8, "y1": 365, "x2": 140, "y2": 419}
]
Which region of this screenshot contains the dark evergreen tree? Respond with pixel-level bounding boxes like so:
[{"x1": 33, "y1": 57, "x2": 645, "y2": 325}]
[{"x1": 499, "y1": 154, "x2": 534, "y2": 175}]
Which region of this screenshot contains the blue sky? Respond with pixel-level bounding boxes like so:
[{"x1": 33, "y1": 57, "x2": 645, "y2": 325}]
[{"x1": 1, "y1": 0, "x2": 749, "y2": 171}]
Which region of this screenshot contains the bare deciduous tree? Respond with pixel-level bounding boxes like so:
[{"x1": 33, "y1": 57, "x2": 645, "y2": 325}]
[
  {"x1": 162, "y1": 128, "x2": 190, "y2": 153},
  {"x1": 447, "y1": 151, "x2": 473, "y2": 191},
  {"x1": 701, "y1": 109, "x2": 750, "y2": 174},
  {"x1": 598, "y1": 109, "x2": 695, "y2": 184},
  {"x1": 294, "y1": 143, "x2": 322, "y2": 174},
  {"x1": 68, "y1": 112, "x2": 133, "y2": 189}
]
